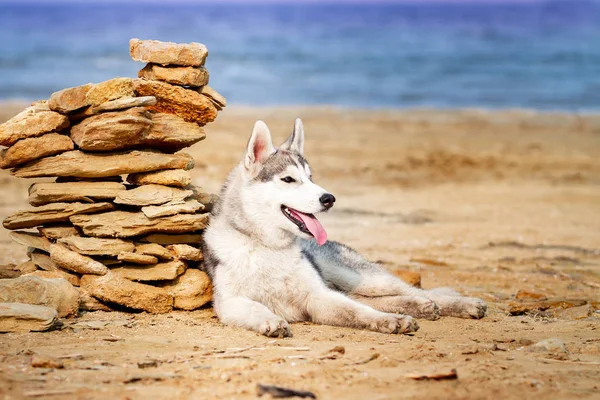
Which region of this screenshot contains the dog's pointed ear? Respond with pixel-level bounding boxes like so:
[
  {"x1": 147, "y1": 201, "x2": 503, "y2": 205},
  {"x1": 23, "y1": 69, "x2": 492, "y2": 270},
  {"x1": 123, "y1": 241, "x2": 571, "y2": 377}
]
[
  {"x1": 280, "y1": 118, "x2": 305, "y2": 155},
  {"x1": 244, "y1": 120, "x2": 275, "y2": 170}
]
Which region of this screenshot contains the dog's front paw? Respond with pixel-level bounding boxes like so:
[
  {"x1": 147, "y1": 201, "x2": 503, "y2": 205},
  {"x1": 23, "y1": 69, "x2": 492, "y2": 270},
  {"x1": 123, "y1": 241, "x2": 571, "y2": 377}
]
[
  {"x1": 259, "y1": 318, "x2": 292, "y2": 338},
  {"x1": 373, "y1": 314, "x2": 419, "y2": 335},
  {"x1": 402, "y1": 297, "x2": 440, "y2": 321},
  {"x1": 438, "y1": 297, "x2": 487, "y2": 319},
  {"x1": 459, "y1": 297, "x2": 487, "y2": 319}
]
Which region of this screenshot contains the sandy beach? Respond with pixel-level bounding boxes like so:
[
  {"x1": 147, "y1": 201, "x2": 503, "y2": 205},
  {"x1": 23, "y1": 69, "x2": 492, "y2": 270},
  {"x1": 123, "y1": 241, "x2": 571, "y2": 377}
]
[{"x1": 1, "y1": 103, "x2": 599, "y2": 399}]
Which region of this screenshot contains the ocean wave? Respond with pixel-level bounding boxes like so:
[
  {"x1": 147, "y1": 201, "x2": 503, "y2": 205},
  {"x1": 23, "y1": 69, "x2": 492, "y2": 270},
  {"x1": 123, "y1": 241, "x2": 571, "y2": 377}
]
[{"x1": 0, "y1": 1, "x2": 598, "y2": 110}]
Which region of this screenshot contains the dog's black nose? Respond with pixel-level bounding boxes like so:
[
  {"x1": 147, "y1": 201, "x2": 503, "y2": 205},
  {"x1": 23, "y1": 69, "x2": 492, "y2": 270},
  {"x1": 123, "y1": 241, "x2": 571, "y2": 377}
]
[{"x1": 320, "y1": 193, "x2": 336, "y2": 209}]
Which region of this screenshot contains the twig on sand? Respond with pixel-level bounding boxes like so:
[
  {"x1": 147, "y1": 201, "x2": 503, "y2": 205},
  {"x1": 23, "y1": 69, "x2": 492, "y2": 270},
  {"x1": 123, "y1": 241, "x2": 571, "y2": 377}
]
[
  {"x1": 56, "y1": 354, "x2": 84, "y2": 360},
  {"x1": 275, "y1": 346, "x2": 311, "y2": 351},
  {"x1": 201, "y1": 350, "x2": 225, "y2": 355},
  {"x1": 198, "y1": 354, "x2": 252, "y2": 360},
  {"x1": 541, "y1": 359, "x2": 600, "y2": 365},
  {"x1": 319, "y1": 346, "x2": 345, "y2": 360},
  {"x1": 257, "y1": 384, "x2": 316, "y2": 399},
  {"x1": 581, "y1": 281, "x2": 600, "y2": 289},
  {"x1": 123, "y1": 372, "x2": 181, "y2": 383},
  {"x1": 406, "y1": 369, "x2": 458, "y2": 381},
  {"x1": 345, "y1": 353, "x2": 379, "y2": 366},
  {"x1": 213, "y1": 345, "x2": 311, "y2": 355},
  {"x1": 226, "y1": 346, "x2": 265, "y2": 353},
  {"x1": 24, "y1": 389, "x2": 76, "y2": 397}
]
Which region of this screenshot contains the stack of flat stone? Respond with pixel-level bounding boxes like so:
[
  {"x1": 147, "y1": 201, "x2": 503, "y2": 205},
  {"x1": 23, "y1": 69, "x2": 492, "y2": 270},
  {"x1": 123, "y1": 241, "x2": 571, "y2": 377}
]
[{"x1": 0, "y1": 39, "x2": 223, "y2": 321}]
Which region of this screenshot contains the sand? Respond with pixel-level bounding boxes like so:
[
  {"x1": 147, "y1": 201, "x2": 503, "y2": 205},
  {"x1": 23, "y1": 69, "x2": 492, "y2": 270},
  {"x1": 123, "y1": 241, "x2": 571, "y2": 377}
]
[{"x1": 0, "y1": 103, "x2": 599, "y2": 399}]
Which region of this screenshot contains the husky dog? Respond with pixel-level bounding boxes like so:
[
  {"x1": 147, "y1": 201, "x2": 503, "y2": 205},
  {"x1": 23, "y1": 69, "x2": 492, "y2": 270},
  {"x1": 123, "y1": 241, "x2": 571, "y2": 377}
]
[{"x1": 202, "y1": 119, "x2": 487, "y2": 337}]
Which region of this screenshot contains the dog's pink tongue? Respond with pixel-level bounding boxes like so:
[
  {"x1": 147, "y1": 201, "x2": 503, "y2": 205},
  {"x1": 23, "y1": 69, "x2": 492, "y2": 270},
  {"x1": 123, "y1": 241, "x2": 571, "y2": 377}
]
[{"x1": 290, "y1": 210, "x2": 328, "y2": 246}]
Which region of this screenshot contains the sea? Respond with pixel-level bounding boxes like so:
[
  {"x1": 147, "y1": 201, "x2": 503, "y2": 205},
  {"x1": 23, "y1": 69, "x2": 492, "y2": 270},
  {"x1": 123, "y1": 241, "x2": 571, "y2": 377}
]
[{"x1": 0, "y1": 1, "x2": 599, "y2": 110}]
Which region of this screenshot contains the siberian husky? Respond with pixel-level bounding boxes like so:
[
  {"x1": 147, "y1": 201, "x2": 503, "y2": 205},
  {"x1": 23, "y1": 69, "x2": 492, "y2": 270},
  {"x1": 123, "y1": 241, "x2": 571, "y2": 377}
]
[{"x1": 202, "y1": 119, "x2": 487, "y2": 337}]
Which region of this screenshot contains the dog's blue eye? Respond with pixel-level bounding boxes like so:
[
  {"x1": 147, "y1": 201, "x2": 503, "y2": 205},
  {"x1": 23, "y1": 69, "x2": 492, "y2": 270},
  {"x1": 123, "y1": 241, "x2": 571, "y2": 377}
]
[{"x1": 281, "y1": 176, "x2": 296, "y2": 183}]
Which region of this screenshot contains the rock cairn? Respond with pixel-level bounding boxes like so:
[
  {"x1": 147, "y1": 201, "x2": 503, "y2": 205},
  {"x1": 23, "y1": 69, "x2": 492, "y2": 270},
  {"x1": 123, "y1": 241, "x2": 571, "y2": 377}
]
[{"x1": 0, "y1": 39, "x2": 224, "y2": 326}]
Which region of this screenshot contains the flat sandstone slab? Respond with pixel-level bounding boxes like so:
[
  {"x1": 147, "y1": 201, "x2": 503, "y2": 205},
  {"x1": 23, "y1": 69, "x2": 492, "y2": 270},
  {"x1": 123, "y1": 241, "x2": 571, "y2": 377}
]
[
  {"x1": 48, "y1": 84, "x2": 93, "y2": 113},
  {"x1": 127, "y1": 169, "x2": 191, "y2": 188},
  {"x1": 79, "y1": 290, "x2": 113, "y2": 312},
  {"x1": 70, "y1": 107, "x2": 152, "y2": 151},
  {"x1": 91, "y1": 96, "x2": 156, "y2": 113},
  {"x1": 12, "y1": 150, "x2": 194, "y2": 178},
  {"x1": 130, "y1": 38, "x2": 208, "y2": 67},
  {"x1": 158, "y1": 269, "x2": 212, "y2": 310},
  {"x1": 38, "y1": 226, "x2": 81, "y2": 240},
  {"x1": 0, "y1": 303, "x2": 59, "y2": 332},
  {"x1": 114, "y1": 184, "x2": 193, "y2": 206},
  {"x1": 133, "y1": 79, "x2": 218, "y2": 125},
  {"x1": 50, "y1": 244, "x2": 109, "y2": 275},
  {"x1": 166, "y1": 244, "x2": 203, "y2": 261},
  {"x1": 86, "y1": 77, "x2": 135, "y2": 106},
  {"x1": 25, "y1": 269, "x2": 80, "y2": 287},
  {"x1": 138, "y1": 64, "x2": 209, "y2": 87},
  {"x1": 81, "y1": 273, "x2": 174, "y2": 314},
  {"x1": 508, "y1": 299, "x2": 588, "y2": 315},
  {"x1": 112, "y1": 260, "x2": 186, "y2": 281},
  {"x1": 0, "y1": 107, "x2": 70, "y2": 147},
  {"x1": 0, "y1": 264, "x2": 28, "y2": 279},
  {"x1": 117, "y1": 252, "x2": 158, "y2": 265},
  {"x1": 30, "y1": 100, "x2": 51, "y2": 112},
  {"x1": 0, "y1": 133, "x2": 74, "y2": 169},
  {"x1": 29, "y1": 181, "x2": 126, "y2": 206},
  {"x1": 9, "y1": 231, "x2": 51, "y2": 252},
  {"x1": 145, "y1": 113, "x2": 206, "y2": 152},
  {"x1": 72, "y1": 109, "x2": 205, "y2": 153},
  {"x1": 0, "y1": 276, "x2": 80, "y2": 318},
  {"x1": 134, "y1": 243, "x2": 173, "y2": 260},
  {"x1": 70, "y1": 211, "x2": 209, "y2": 238},
  {"x1": 30, "y1": 252, "x2": 59, "y2": 272},
  {"x1": 198, "y1": 85, "x2": 227, "y2": 108},
  {"x1": 188, "y1": 186, "x2": 219, "y2": 213},
  {"x1": 58, "y1": 236, "x2": 135, "y2": 256},
  {"x1": 142, "y1": 199, "x2": 204, "y2": 218},
  {"x1": 3, "y1": 202, "x2": 114, "y2": 230},
  {"x1": 15, "y1": 261, "x2": 38, "y2": 275}
]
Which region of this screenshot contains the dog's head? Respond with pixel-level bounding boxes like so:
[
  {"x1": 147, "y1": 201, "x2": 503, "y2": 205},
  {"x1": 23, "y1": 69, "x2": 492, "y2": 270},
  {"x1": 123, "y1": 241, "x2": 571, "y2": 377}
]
[{"x1": 240, "y1": 118, "x2": 335, "y2": 246}]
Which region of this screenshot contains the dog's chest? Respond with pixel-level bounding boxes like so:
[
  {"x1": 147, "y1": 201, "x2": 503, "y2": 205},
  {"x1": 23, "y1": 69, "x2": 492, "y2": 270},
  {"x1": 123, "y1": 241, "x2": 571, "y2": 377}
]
[
  {"x1": 212, "y1": 234, "x2": 319, "y2": 320},
  {"x1": 224, "y1": 246, "x2": 309, "y2": 293}
]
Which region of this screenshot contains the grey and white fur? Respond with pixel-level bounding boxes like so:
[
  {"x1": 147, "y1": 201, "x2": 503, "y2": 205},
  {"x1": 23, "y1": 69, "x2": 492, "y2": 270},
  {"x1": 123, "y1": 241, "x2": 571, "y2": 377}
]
[{"x1": 202, "y1": 119, "x2": 486, "y2": 337}]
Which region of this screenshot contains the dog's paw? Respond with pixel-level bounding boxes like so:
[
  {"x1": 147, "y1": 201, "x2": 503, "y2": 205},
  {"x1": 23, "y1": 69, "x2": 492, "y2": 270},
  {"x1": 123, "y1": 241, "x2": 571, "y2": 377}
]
[
  {"x1": 402, "y1": 297, "x2": 440, "y2": 321},
  {"x1": 459, "y1": 297, "x2": 487, "y2": 319},
  {"x1": 372, "y1": 314, "x2": 419, "y2": 335},
  {"x1": 258, "y1": 318, "x2": 292, "y2": 338},
  {"x1": 438, "y1": 297, "x2": 487, "y2": 319}
]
